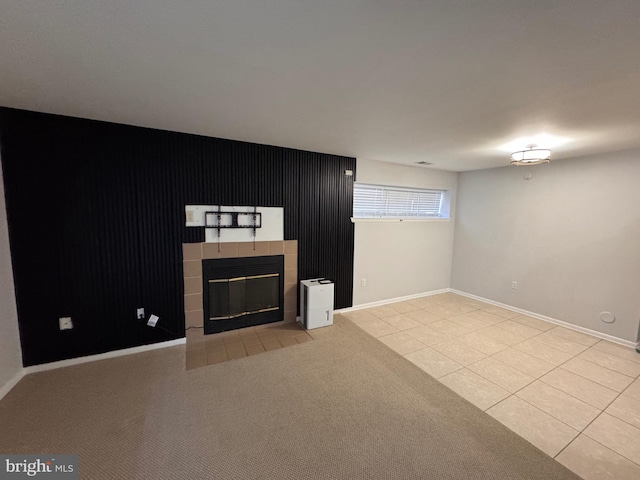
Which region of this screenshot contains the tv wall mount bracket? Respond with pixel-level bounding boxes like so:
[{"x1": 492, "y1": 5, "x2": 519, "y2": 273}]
[{"x1": 204, "y1": 208, "x2": 262, "y2": 238}]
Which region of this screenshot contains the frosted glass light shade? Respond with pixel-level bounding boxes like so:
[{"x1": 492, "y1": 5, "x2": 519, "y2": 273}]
[{"x1": 510, "y1": 148, "x2": 551, "y2": 165}]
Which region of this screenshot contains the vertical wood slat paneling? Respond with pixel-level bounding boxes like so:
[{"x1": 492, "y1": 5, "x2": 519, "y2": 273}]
[
  {"x1": 284, "y1": 152, "x2": 355, "y2": 309},
  {"x1": 0, "y1": 107, "x2": 355, "y2": 366}
]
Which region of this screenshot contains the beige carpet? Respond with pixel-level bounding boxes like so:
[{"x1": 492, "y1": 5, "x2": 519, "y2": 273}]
[{"x1": 0, "y1": 316, "x2": 581, "y2": 479}]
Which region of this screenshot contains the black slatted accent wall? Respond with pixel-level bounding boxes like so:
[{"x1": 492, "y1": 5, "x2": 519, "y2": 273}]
[{"x1": 0, "y1": 108, "x2": 355, "y2": 366}]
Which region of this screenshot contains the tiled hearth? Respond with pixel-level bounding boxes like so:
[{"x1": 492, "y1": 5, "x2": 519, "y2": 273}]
[
  {"x1": 185, "y1": 322, "x2": 313, "y2": 370},
  {"x1": 182, "y1": 240, "x2": 306, "y2": 369}
]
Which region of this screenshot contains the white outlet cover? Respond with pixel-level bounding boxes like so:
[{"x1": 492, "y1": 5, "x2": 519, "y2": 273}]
[{"x1": 59, "y1": 317, "x2": 73, "y2": 330}]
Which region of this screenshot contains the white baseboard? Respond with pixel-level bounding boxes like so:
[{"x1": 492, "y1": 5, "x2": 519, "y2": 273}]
[
  {"x1": 339, "y1": 287, "x2": 636, "y2": 349},
  {"x1": 337, "y1": 288, "x2": 450, "y2": 313},
  {"x1": 450, "y1": 289, "x2": 637, "y2": 349},
  {"x1": 24, "y1": 338, "x2": 186, "y2": 375},
  {"x1": 0, "y1": 369, "x2": 26, "y2": 402}
]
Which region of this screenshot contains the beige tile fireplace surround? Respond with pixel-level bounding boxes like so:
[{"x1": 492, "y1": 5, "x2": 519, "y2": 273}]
[{"x1": 182, "y1": 240, "x2": 298, "y2": 347}]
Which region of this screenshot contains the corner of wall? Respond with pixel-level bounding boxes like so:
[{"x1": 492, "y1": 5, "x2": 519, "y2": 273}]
[
  {"x1": 451, "y1": 154, "x2": 640, "y2": 342},
  {"x1": 353, "y1": 158, "x2": 459, "y2": 305},
  {"x1": 0, "y1": 156, "x2": 25, "y2": 399}
]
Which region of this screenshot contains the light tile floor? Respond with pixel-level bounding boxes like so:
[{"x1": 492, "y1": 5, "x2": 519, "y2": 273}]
[{"x1": 343, "y1": 293, "x2": 640, "y2": 480}]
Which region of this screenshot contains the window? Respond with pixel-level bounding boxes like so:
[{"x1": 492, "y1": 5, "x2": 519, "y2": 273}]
[{"x1": 353, "y1": 183, "x2": 446, "y2": 219}]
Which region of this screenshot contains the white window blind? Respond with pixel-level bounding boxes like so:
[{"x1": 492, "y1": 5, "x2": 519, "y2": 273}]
[{"x1": 353, "y1": 184, "x2": 444, "y2": 218}]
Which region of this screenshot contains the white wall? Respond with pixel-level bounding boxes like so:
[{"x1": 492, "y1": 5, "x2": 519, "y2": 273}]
[
  {"x1": 184, "y1": 206, "x2": 284, "y2": 243},
  {"x1": 353, "y1": 159, "x2": 457, "y2": 305},
  {"x1": 452, "y1": 150, "x2": 640, "y2": 342},
  {"x1": 0, "y1": 165, "x2": 23, "y2": 394}
]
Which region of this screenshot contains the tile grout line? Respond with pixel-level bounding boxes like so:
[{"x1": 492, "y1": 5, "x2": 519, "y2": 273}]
[
  {"x1": 426, "y1": 313, "x2": 572, "y2": 397},
  {"x1": 431, "y1": 350, "x2": 586, "y2": 454},
  {"x1": 557, "y1": 433, "x2": 640, "y2": 469},
  {"x1": 456, "y1": 323, "x2": 628, "y2": 463},
  {"x1": 545, "y1": 340, "x2": 637, "y2": 394},
  {"x1": 552, "y1": 387, "x2": 637, "y2": 464},
  {"x1": 500, "y1": 343, "x2": 613, "y2": 434},
  {"x1": 557, "y1": 356, "x2": 636, "y2": 390},
  {"x1": 358, "y1": 296, "x2": 640, "y2": 475},
  {"x1": 374, "y1": 309, "x2": 596, "y2": 407},
  {"x1": 365, "y1": 305, "x2": 631, "y2": 395},
  {"x1": 404, "y1": 313, "x2": 557, "y2": 411},
  {"x1": 467, "y1": 322, "x2": 640, "y2": 463},
  {"x1": 187, "y1": 323, "x2": 313, "y2": 369},
  {"x1": 578, "y1": 338, "x2": 640, "y2": 364},
  {"x1": 532, "y1": 348, "x2": 616, "y2": 411},
  {"x1": 378, "y1": 307, "x2": 567, "y2": 396}
]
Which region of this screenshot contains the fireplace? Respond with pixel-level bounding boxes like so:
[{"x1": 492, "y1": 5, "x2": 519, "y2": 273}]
[
  {"x1": 202, "y1": 255, "x2": 284, "y2": 334},
  {"x1": 182, "y1": 240, "x2": 298, "y2": 345}
]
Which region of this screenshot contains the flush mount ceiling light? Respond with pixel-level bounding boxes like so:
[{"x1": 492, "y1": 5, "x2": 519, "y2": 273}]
[{"x1": 510, "y1": 144, "x2": 551, "y2": 166}]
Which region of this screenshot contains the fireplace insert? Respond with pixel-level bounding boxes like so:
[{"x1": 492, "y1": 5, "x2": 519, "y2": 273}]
[{"x1": 202, "y1": 255, "x2": 284, "y2": 334}]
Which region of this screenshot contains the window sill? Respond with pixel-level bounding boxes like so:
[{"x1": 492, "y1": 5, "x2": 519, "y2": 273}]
[{"x1": 350, "y1": 217, "x2": 450, "y2": 224}]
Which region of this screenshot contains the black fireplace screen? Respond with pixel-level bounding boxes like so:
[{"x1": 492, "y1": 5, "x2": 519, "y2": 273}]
[
  {"x1": 202, "y1": 255, "x2": 284, "y2": 334},
  {"x1": 209, "y1": 274, "x2": 280, "y2": 320}
]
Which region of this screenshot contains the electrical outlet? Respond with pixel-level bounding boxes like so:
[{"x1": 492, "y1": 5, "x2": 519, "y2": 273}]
[
  {"x1": 511, "y1": 281, "x2": 518, "y2": 290},
  {"x1": 137, "y1": 307, "x2": 145, "y2": 320},
  {"x1": 361, "y1": 278, "x2": 367, "y2": 287},
  {"x1": 59, "y1": 317, "x2": 73, "y2": 330}
]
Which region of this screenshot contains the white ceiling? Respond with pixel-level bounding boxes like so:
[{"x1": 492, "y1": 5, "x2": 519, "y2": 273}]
[{"x1": 2, "y1": 1, "x2": 640, "y2": 171}]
